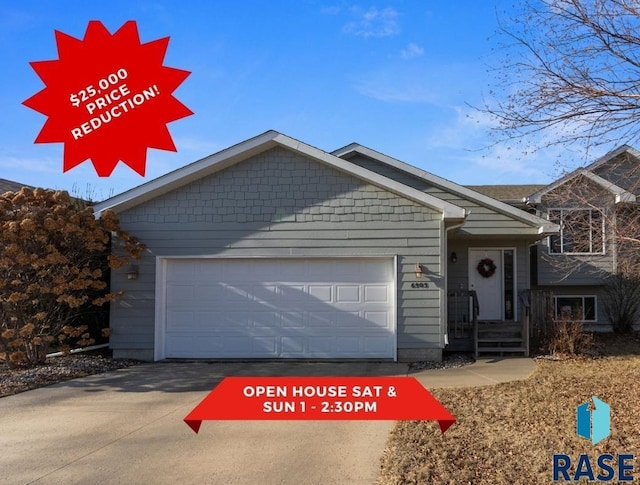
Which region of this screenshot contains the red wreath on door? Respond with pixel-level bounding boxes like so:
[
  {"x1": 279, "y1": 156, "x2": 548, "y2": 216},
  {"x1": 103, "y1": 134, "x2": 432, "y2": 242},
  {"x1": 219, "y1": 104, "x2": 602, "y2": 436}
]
[{"x1": 477, "y1": 258, "x2": 496, "y2": 278}]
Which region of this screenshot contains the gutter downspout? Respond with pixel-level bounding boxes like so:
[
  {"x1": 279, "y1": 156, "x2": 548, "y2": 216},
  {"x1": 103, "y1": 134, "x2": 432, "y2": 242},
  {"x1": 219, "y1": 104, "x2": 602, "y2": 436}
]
[{"x1": 46, "y1": 343, "x2": 110, "y2": 358}]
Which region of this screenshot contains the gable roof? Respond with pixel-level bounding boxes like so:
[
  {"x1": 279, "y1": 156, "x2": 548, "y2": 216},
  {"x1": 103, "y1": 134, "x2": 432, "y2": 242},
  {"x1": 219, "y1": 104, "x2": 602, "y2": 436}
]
[
  {"x1": 0, "y1": 178, "x2": 32, "y2": 194},
  {"x1": 528, "y1": 145, "x2": 639, "y2": 203},
  {"x1": 94, "y1": 131, "x2": 466, "y2": 221},
  {"x1": 585, "y1": 144, "x2": 640, "y2": 172},
  {"x1": 332, "y1": 143, "x2": 557, "y2": 234},
  {"x1": 466, "y1": 185, "x2": 546, "y2": 202}
]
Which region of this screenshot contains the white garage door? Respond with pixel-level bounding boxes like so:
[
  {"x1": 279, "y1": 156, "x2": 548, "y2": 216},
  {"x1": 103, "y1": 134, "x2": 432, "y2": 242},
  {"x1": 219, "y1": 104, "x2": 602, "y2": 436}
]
[{"x1": 161, "y1": 258, "x2": 395, "y2": 359}]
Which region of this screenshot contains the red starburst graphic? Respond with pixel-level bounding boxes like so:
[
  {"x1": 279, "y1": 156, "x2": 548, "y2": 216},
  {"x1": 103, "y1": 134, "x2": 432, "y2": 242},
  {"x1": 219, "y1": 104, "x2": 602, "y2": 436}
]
[{"x1": 23, "y1": 20, "x2": 193, "y2": 176}]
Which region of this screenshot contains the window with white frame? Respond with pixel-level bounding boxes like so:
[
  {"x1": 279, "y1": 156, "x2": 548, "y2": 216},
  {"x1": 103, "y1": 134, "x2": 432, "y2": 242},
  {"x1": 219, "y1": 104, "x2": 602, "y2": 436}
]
[
  {"x1": 554, "y1": 296, "x2": 597, "y2": 322},
  {"x1": 548, "y1": 208, "x2": 605, "y2": 254}
]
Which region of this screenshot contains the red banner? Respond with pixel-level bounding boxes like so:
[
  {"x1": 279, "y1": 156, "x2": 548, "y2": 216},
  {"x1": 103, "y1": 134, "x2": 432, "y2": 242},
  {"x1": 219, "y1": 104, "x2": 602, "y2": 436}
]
[
  {"x1": 23, "y1": 20, "x2": 192, "y2": 176},
  {"x1": 184, "y1": 377, "x2": 455, "y2": 434}
]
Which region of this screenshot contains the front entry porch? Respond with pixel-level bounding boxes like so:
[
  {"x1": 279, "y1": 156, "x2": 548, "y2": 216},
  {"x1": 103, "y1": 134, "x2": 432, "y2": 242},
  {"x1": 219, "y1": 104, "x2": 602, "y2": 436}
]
[
  {"x1": 446, "y1": 290, "x2": 530, "y2": 357},
  {"x1": 438, "y1": 181, "x2": 558, "y2": 357},
  {"x1": 445, "y1": 241, "x2": 534, "y2": 357},
  {"x1": 446, "y1": 288, "x2": 557, "y2": 357}
]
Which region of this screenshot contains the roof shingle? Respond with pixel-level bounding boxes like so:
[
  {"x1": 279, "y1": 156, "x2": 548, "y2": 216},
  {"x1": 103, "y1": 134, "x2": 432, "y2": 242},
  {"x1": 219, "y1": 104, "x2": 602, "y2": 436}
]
[{"x1": 465, "y1": 184, "x2": 546, "y2": 201}]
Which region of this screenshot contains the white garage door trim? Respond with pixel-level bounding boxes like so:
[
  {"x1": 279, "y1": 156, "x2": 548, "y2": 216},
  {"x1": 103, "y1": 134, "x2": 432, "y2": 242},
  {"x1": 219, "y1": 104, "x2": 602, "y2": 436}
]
[{"x1": 154, "y1": 256, "x2": 397, "y2": 361}]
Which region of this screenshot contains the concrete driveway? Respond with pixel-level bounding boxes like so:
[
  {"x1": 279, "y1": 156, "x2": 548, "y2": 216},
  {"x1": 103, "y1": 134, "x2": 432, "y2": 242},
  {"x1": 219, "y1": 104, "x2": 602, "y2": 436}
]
[{"x1": 0, "y1": 362, "x2": 408, "y2": 485}]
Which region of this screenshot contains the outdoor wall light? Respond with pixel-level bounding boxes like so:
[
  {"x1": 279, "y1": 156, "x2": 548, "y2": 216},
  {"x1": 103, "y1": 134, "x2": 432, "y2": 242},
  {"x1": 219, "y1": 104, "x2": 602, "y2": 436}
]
[
  {"x1": 414, "y1": 263, "x2": 424, "y2": 278},
  {"x1": 450, "y1": 252, "x2": 457, "y2": 263},
  {"x1": 126, "y1": 265, "x2": 139, "y2": 280}
]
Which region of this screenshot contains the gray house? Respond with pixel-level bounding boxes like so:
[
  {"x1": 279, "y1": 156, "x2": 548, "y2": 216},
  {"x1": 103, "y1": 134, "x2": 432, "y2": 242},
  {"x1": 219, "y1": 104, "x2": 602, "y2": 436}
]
[
  {"x1": 524, "y1": 145, "x2": 640, "y2": 331},
  {"x1": 94, "y1": 131, "x2": 558, "y2": 362}
]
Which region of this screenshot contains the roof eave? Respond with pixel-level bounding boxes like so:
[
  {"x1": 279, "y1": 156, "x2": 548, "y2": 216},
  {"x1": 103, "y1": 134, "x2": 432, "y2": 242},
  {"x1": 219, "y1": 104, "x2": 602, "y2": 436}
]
[
  {"x1": 539, "y1": 222, "x2": 560, "y2": 236},
  {"x1": 94, "y1": 131, "x2": 467, "y2": 219},
  {"x1": 529, "y1": 168, "x2": 636, "y2": 205},
  {"x1": 93, "y1": 130, "x2": 282, "y2": 216},
  {"x1": 335, "y1": 145, "x2": 551, "y2": 230}
]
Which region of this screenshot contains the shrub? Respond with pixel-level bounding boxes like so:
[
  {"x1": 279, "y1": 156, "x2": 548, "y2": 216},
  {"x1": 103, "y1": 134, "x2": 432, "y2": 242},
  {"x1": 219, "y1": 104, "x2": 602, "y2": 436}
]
[
  {"x1": 544, "y1": 320, "x2": 594, "y2": 356},
  {"x1": 0, "y1": 188, "x2": 144, "y2": 368},
  {"x1": 535, "y1": 305, "x2": 594, "y2": 356},
  {"x1": 602, "y1": 274, "x2": 640, "y2": 334}
]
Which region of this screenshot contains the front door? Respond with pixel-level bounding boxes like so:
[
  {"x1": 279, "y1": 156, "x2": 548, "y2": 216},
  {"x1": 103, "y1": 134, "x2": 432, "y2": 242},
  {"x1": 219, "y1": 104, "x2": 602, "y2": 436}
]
[{"x1": 469, "y1": 249, "x2": 503, "y2": 320}]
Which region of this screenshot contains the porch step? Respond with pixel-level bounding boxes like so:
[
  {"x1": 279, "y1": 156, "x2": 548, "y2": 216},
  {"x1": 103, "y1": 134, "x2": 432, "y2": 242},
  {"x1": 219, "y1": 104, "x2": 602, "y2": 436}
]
[
  {"x1": 476, "y1": 346, "x2": 528, "y2": 353},
  {"x1": 477, "y1": 338, "x2": 524, "y2": 343}
]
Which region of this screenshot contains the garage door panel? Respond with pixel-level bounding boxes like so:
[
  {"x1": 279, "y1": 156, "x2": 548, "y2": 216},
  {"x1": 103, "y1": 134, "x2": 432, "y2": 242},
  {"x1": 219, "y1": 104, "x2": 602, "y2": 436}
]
[
  {"x1": 220, "y1": 337, "x2": 252, "y2": 355},
  {"x1": 166, "y1": 285, "x2": 195, "y2": 307},
  {"x1": 365, "y1": 285, "x2": 388, "y2": 302},
  {"x1": 364, "y1": 311, "x2": 390, "y2": 329},
  {"x1": 307, "y1": 337, "x2": 334, "y2": 354},
  {"x1": 167, "y1": 335, "x2": 223, "y2": 358},
  {"x1": 252, "y1": 337, "x2": 278, "y2": 356},
  {"x1": 336, "y1": 311, "x2": 362, "y2": 327},
  {"x1": 195, "y1": 284, "x2": 227, "y2": 302},
  {"x1": 308, "y1": 285, "x2": 332, "y2": 302},
  {"x1": 364, "y1": 337, "x2": 392, "y2": 354},
  {"x1": 240, "y1": 260, "x2": 279, "y2": 280},
  {"x1": 308, "y1": 311, "x2": 335, "y2": 327},
  {"x1": 219, "y1": 311, "x2": 250, "y2": 328},
  {"x1": 281, "y1": 312, "x2": 305, "y2": 328},
  {"x1": 163, "y1": 258, "x2": 395, "y2": 359},
  {"x1": 280, "y1": 285, "x2": 306, "y2": 302},
  {"x1": 336, "y1": 337, "x2": 360, "y2": 353},
  {"x1": 281, "y1": 337, "x2": 305, "y2": 354},
  {"x1": 193, "y1": 311, "x2": 249, "y2": 333},
  {"x1": 167, "y1": 263, "x2": 196, "y2": 282},
  {"x1": 166, "y1": 310, "x2": 195, "y2": 331},
  {"x1": 196, "y1": 262, "x2": 222, "y2": 280},
  {"x1": 357, "y1": 262, "x2": 391, "y2": 281},
  {"x1": 224, "y1": 285, "x2": 251, "y2": 302},
  {"x1": 336, "y1": 285, "x2": 360, "y2": 303},
  {"x1": 253, "y1": 285, "x2": 278, "y2": 302},
  {"x1": 252, "y1": 312, "x2": 281, "y2": 330}
]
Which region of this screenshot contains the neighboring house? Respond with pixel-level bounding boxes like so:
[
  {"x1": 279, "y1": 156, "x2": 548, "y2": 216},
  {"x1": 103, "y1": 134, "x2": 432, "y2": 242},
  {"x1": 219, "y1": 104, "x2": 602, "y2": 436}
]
[
  {"x1": 0, "y1": 178, "x2": 33, "y2": 193},
  {"x1": 524, "y1": 145, "x2": 640, "y2": 331},
  {"x1": 94, "y1": 130, "x2": 559, "y2": 362}
]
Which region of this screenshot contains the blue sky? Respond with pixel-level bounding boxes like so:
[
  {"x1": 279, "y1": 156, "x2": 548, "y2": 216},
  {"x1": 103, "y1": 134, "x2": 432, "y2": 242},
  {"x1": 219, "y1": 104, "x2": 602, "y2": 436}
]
[{"x1": 1, "y1": 1, "x2": 595, "y2": 200}]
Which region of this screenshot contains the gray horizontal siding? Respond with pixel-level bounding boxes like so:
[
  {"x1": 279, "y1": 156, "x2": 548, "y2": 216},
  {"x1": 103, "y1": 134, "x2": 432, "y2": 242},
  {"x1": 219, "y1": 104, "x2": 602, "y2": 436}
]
[
  {"x1": 110, "y1": 147, "x2": 445, "y2": 358},
  {"x1": 536, "y1": 180, "x2": 615, "y2": 286},
  {"x1": 536, "y1": 247, "x2": 612, "y2": 286}
]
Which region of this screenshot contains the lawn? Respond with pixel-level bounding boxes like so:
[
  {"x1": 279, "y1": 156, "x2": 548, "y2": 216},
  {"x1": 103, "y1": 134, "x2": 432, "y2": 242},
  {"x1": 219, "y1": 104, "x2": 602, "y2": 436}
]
[{"x1": 377, "y1": 334, "x2": 640, "y2": 484}]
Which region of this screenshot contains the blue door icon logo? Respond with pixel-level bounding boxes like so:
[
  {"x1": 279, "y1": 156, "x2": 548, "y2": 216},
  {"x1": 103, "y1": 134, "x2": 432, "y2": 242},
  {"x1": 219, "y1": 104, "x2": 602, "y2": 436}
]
[{"x1": 577, "y1": 396, "x2": 610, "y2": 445}]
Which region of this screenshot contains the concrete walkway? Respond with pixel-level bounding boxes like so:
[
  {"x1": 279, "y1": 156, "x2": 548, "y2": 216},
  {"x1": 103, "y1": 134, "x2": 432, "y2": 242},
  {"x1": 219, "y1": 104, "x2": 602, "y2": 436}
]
[
  {"x1": 0, "y1": 358, "x2": 535, "y2": 485},
  {"x1": 410, "y1": 356, "x2": 537, "y2": 389}
]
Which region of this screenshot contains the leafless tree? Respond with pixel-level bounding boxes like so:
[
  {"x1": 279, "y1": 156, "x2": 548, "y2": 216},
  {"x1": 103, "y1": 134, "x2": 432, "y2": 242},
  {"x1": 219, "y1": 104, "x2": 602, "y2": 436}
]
[
  {"x1": 487, "y1": 1, "x2": 640, "y2": 332},
  {"x1": 488, "y1": 0, "x2": 640, "y2": 152}
]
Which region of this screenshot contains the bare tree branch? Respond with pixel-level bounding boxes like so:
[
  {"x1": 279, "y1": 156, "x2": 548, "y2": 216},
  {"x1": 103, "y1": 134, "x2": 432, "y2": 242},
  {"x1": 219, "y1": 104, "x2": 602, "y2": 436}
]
[{"x1": 488, "y1": 0, "x2": 640, "y2": 151}]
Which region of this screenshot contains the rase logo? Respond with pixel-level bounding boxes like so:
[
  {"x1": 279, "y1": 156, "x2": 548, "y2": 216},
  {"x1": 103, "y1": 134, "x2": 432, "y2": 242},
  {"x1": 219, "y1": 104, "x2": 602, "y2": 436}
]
[
  {"x1": 577, "y1": 396, "x2": 610, "y2": 445},
  {"x1": 552, "y1": 396, "x2": 635, "y2": 482}
]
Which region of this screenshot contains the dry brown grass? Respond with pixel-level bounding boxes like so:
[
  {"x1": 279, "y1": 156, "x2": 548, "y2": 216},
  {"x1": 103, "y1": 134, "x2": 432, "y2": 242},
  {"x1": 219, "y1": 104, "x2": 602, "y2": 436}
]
[{"x1": 378, "y1": 334, "x2": 640, "y2": 484}]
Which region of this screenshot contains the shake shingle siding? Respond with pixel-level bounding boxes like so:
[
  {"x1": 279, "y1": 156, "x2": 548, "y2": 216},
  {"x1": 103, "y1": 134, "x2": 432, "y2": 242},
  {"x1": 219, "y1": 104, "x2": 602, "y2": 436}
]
[
  {"x1": 344, "y1": 153, "x2": 538, "y2": 234},
  {"x1": 110, "y1": 147, "x2": 444, "y2": 360}
]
